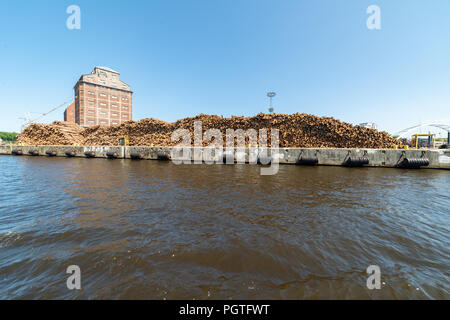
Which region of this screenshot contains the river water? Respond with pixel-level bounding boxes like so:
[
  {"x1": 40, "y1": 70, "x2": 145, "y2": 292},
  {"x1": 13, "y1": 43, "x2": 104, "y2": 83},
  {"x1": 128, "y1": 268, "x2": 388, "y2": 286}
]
[{"x1": 0, "y1": 155, "x2": 448, "y2": 299}]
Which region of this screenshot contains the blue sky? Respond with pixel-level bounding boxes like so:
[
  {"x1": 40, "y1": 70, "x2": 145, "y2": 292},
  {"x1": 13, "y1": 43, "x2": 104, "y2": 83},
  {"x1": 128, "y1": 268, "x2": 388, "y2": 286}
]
[{"x1": 0, "y1": 0, "x2": 449, "y2": 135}]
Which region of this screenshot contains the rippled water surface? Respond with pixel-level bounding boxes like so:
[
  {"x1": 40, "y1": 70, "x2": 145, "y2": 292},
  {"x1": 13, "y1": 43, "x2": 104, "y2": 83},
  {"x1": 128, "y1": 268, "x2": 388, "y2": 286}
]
[{"x1": 0, "y1": 155, "x2": 448, "y2": 299}]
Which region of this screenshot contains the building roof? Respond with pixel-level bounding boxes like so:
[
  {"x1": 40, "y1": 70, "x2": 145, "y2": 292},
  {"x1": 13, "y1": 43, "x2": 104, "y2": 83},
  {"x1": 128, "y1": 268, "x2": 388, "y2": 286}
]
[
  {"x1": 94, "y1": 66, "x2": 120, "y2": 74},
  {"x1": 74, "y1": 67, "x2": 132, "y2": 93}
]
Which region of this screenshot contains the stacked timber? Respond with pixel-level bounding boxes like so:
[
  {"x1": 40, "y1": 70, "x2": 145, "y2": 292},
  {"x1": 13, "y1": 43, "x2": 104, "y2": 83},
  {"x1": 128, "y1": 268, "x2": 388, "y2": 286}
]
[
  {"x1": 17, "y1": 113, "x2": 402, "y2": 149},
  {"x1": 17, "y1": 121, "x2": 84, "y2": 145},
  {"x1": 81, "y1": 118, "x2": 174, "y2": 146}
]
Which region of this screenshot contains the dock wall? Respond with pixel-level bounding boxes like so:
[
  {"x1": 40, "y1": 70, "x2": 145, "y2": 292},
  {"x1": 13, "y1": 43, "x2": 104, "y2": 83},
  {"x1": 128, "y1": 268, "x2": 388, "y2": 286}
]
[{"x1": 0, "y1": 145, "x2": 449, "y2": 169}]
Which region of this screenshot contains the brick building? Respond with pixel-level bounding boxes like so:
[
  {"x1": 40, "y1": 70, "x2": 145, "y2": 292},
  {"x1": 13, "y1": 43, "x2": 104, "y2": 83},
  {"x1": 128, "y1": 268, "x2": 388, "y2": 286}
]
[
  {"x1": 63, "y1": 102, "x2": 76, "y2": 123},
  {"x1": 73, "y1": 67, "x2": 132, "y2": 127}
]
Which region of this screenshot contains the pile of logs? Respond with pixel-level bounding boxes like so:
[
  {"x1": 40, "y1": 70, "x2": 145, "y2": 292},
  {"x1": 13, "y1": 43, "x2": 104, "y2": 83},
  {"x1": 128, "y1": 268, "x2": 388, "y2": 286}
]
[
  {"x1": 17, "y1": 121, "x2": 84, "y2": 145},
  {"x1": 17, "y1": 113, "x2": 402, "y2": 149},
  {"x1": 81, "y1": 118, "x2": 174, "y2": 146}
]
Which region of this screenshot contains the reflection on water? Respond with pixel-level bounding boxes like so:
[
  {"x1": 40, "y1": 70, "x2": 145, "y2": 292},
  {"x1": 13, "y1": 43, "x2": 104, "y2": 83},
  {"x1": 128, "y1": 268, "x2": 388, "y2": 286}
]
[{"x1": 0, "y1": 156, "x2": 449, "y2": 299}]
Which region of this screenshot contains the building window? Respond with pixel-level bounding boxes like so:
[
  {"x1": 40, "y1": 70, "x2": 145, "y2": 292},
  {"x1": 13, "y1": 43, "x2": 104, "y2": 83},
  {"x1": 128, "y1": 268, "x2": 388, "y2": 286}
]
[
  {"x1": 88, "y1": 120, "x2": 94, "y2": 124},
  {"x1": 112, "y1": 113, "x2": 118, "y2": 116},
  {"x1": 88, "y1": 110, "x2": 94, "y2": 114},
  {"x1": 111, "y1": 104, "x2": 118, "y2": 108},
  {"x1": 111, "y1": 95, "x2": 117, "y2": 99},
  {"x1": 122, "y1": 106, "x2": 128, "y2": 110},
  {"x1": 100, "y1": 102, "x2": 106, "y2": 106},
  {"x1": 100, "y1": 93, "x2": 106, "y2": 97},
  {"x1": 122, "y1": 114, "x2": 128, "y2": 118}
]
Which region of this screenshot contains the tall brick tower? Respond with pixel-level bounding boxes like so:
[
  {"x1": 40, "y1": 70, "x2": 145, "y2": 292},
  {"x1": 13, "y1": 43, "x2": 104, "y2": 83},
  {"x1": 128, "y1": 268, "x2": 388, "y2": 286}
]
[{"x1": 73, "y1": 67, "x2": 132, "y2": 127}]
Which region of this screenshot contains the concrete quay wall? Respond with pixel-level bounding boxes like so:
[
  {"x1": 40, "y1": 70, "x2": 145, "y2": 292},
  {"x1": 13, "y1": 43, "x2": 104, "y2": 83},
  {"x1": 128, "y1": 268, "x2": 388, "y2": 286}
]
[{"x1": 0, "y1": 145, "x2": 449, "y2": 169}]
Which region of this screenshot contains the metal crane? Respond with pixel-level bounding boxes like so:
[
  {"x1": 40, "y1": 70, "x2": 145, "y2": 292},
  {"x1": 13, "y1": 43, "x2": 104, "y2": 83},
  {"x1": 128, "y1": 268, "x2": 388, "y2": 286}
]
[{"x1": 19, "y1": 99, "x2": 74, "y2": 131}]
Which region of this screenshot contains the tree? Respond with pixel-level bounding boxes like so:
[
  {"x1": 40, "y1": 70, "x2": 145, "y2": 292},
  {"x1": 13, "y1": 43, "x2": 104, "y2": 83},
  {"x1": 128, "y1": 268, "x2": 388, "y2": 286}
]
[{"x1": 0, "y1": 132, "x2": 18, "y2": 142}]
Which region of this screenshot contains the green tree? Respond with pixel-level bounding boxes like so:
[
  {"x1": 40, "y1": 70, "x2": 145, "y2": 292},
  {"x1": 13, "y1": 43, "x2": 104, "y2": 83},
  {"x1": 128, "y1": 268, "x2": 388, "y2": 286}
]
[{"x1": 0, "y1": 132, "x2": 18, "y2": 142}]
